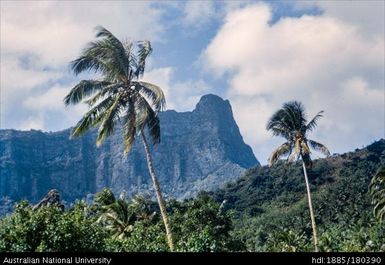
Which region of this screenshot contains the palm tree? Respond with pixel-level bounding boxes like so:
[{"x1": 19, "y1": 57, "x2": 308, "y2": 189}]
[
  {"x1": 63, "y1": 26, "x2": 174, "y2": 250},
  {"x1": 369, "y1": 166, "x2": 385, "y2": 222},
  {"x1": 130, "y1": 194, "x2": 157, "y2": 223},
  {"x1": 96, "y1": 192, "x2": 156, "y2": 239},
  {"x1": 266, "y1": 101, "x2": 330, "y2": 252},
  {"x1": 97, "y1": 198, "x2": 136, "y2": 239}
]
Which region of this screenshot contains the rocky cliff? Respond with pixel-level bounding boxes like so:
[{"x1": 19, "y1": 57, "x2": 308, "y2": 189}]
[{"x1": 0, "y1": 94, "x2": 258, "y2": 205}]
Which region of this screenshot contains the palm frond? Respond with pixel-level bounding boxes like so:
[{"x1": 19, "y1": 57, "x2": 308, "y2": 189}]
[
  {"x1": 122, "y1": 40, "x2": 138, "y2": 81},
  {"x1": 287, "y1": 151, "x2": 299, "y2": 164},
  {"x1": 267, "y1": 101, "x2": 307, "y2": 140},
  {"x1": 306, "y1": 111, "x2": 324, "y2": 132},
  {"x1": 266, "y1": 122, "x2": 291, "y2": 139},
  {"x1": 374, "y1": 197, "x2": 385, "y2": 221},
  {"x1": 371, "y1": 189, "x2": 385, "y2": 200},
  {"x1": 96, "y1": 94, "x2": 123, "y2": 146},
  {"x1": 135, "y1": 95, "x2": 161, "y2": 145},
  {"x1": 135, "y1": 40, "x2": 152, "y2": 78},
  {"x1": 70, "y1": 37, "x2": 127, "y2": 81},
  {"x1": 369, "y1": 168, "x2": 385, "y2": 193},
  {"x1": 266, "y1": 110, "x2": 292, "y2": 139},
  {"x1": 121, "y1": 99, "x2": 136, "y2": 155},
  {"x1": 64, "y1": 80, "x2": 111, "y2": 105},
  {"x1": 268, "y1": 142, "x2": 292, "y2": 166},
  {"x1": 133, "y1": 81, "x2": 166, "y2": 112},
  {"x1": 281, "y1": 105, "x2": 298, "y2": 132},
  {"x1": 71, "y1": 96, "x2": 117, "y2": 138},
  {"x1": 84, "y1": 83, "x2": 122, "y2": 107},
  {"x1": 146, "y1": 110, "x2": 161, "y2": 145},
  {"x1": 369, "y1": 166, "x2": 385, "y2": 221},
  {"x1": 94, "y1": 26, "x2": 130, "y2": 79},
  {"x1": 282, "y1": 101, "x2": 306, "y2": 131},
  {"x1": 70, "y1": 53, "x2": 110, "y2": 77},
  {"x1": 287, "y1": 140, "x2": 302, "y2": 163},
  {"x1": 308, "y1": 139, "x2": 330, "y2": 156}
]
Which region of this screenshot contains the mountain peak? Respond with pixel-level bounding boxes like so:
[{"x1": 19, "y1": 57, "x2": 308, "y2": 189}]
[
  {"x1": 0, "y1": 95, "x2": 259, "y2": 204},
  {"x1": 194, "y1": 94, "x2": 231, "y2": 114}
]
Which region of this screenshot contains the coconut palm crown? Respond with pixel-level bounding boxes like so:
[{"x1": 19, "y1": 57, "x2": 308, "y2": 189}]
[
  {"x1": 64, "y1": 26, "x2": 165, "y2": 154},
  {"x1": 267, "y1": 101, "x2": 330, "y2": 167}
]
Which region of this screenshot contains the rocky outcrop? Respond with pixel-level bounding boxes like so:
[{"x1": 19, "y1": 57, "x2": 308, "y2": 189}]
[
  {"x1": 33, "y1": 189, "x2": 64, "y2": 211},
  {"x1": 0, "y1": 94, "x2": 259, "y2": 205}
]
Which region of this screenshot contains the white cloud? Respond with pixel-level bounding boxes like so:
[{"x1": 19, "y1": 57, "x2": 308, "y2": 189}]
[
  {"x1": 1, "y1": 1, "x2": 165, "y2": 68},
  {"x1": 183, "y1": 0, "x2": 216, "y2": 27},
  {"x1": 23, "y1": 85, "x2": 70, "y2": 111},
  {"x1": 1, "y1": 1, "x2": 165, "y2": 130},
  {"x1": 143, "y1": 67, "x2": 174, "y2": 103},
  {"x1": 1, "y1": 56, "x2": 61, "y2": 92},
  {"x1": 0, "y1": 55, "x2": 63, "y2": 129},
  {"x1": 180, "y1": 0, "x2": 255, "y2": 32},
  {"x1": 203, "y1": 3, "x2": 384, "y2": 163},
  {"x1": 296, "y1": 0, "x2": 385, "y2": 37},
  {"x1": 144, "y1": 67, "x2": 211, "y2": 111},
  {"x1": 18, "y1": 116, "x2": 45, "y2": 131},
  {"x1": 19, "y1": 84, "x2": 88, "y2": 130}
]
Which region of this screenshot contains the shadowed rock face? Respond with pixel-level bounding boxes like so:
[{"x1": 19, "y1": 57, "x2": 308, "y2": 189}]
[
  {"x1": 33, "y1": 189, "x2": 64, "y2": 211},
  {"x1": 0, "y1": 94, "x2": 259, "y2": 205}
]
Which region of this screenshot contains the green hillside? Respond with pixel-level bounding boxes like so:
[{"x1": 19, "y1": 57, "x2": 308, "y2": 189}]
[
  {"x1": 0, "y1": 140, "x2": 384, "y2": 252},
  {"x1": 208, "y1": 139, "x2": 385, "y2": 251}
]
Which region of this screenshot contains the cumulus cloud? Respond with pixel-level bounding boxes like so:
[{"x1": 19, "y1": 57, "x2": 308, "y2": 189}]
[
  {"x1": 203, "y1": 2, "x2": 384, "y2": 163},
  {"x1": 1, "y1": 1, "x2": 164, "y2": 67},
  {"x1": 145, "y1": 67, "x2": 211, "y2": 111},
  {"x1": 20, "y1": 84, "x2": 88, "y2": 130},
  {"x1": 1, "y1": 1, "x2": 165, "y2": 130},
  {"x1": 296, "y1": 0, "x2": 385, "y2": 37},
  {"x1": 180, "y1": 0, "x2": 254, "y2": 32},
  {"x1": 183, "y1": 1, "x2": 216, "y2": 28},
  {"x1": 23, "y1": 85, "x2": 71, "y2": 111}
]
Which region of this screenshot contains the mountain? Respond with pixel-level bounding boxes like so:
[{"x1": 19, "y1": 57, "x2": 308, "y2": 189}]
[
  {"x1": 207, "y1": 139, "x2": 385, "y2": 251},
  {"x1": 0, "y1": 94, "x2": 258, "y2": 207}
]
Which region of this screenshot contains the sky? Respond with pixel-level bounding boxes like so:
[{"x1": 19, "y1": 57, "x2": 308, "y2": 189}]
[{"x1": 1, "y1": 0, "x2": 384, "y2": 165}]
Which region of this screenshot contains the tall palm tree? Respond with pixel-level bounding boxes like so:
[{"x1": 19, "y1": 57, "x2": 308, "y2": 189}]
[
  {"x1": 63, "y1": 26, "x2": 174, "y2": 250},
  {"x1": 266, "y1": 101, "x2": 330, "y2": 252},
  {"x1": 369, "y1": 166, "x2": 385, "y2": 222}
]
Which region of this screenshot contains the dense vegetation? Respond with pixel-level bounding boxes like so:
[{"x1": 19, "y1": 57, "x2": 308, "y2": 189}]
[
  {"x1": 0, "y1": 191, "x2": 239, "y2": 252},
  {"x1": 0, "y1": 140, "x2": 384, "y2": 252},
  {"x1": 209, "y1": 139, "x2": 385, "y2": 251}
]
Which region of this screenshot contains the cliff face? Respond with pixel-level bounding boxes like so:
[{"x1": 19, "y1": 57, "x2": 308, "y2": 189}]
[{"x1": 0, "y1": 94, "x2": 259, "y2": 204}]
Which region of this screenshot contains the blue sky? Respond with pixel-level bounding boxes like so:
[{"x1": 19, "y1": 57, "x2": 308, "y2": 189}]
[{"x1": 1, "y1": 1, "x2": 384, "y2": 164}]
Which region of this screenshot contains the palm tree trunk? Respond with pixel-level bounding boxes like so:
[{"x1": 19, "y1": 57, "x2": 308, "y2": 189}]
[
  {"x1": 141, "y1": 132, "x2": 175, "y2": 251},
  {"x1": 302, "y1": 161, "x2": 318, "y2": 252}
]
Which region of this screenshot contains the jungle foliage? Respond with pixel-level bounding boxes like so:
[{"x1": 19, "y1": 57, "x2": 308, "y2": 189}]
[
  {"x1": 0, "y1": 191, "x2": 239, "y2": 252},
  {"x1": 209, "y1": 139, "x2": 385, "y2": 251},
  {"x1": 0, "y1": 140, "x2": 384, "y2": 252}
]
